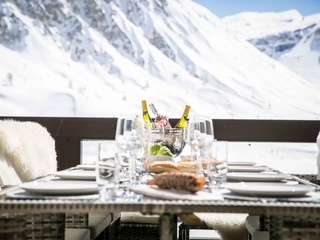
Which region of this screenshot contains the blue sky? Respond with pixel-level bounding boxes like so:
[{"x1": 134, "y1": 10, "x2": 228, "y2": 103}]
[{"x1": 193, "y1": 0, "x2": 320, "y2": 18}]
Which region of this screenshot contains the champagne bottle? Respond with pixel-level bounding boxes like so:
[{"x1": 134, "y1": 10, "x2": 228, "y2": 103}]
[
  {"x1": 141, "y1": 100, "x2": 154, "y2": 129},
  {"x1": 174, "y1": 105, "x2": 190, "y2": 128},
  {"x1": 149, "y1": 103, "x2": 172, "y2": 128}
]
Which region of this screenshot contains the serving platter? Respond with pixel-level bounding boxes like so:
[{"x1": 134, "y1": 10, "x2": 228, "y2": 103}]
[{"x1": 130, "y1": 185, "x2": 223, "y2": 201}]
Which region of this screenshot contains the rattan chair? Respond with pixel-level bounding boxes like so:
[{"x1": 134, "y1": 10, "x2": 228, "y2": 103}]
[
  {"x1": 0, "y1": 120, "x2": 63, "y2": 239},
  {"x1": 110, "y1": 212, "x2": 161, "y2": 240}
]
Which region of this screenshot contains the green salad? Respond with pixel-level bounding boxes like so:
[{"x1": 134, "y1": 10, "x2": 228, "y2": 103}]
[{"x1": 150, "y1": 144, "x2": 173, "y2": 157}]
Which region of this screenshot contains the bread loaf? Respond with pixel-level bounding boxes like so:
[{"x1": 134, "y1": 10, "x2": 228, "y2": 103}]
[
  {"x1": 148, "y1": 159, "x2": 221, "y2": 174},
  {"x1": 148, "y1": 161, "x2": 179, "y2": 173}
]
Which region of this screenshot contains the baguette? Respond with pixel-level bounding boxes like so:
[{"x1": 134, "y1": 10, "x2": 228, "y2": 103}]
[
  {"x1": 148, "y1": 160, "x2": 179, "y2": 173},
  {"x1": 148, "y1": 160, "x2": 197, "y2": 173},
  {"x1": 148, "y1": 159, "x2": 221, "y2": 174},
  {"x1": 176, "y1": 160, "x2": 197, "y2": 173}
]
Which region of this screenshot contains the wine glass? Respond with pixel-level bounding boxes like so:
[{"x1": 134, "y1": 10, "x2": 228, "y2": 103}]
[
  {"x1": 115, "y1": 114, "x2": 144, "y2": 198},
  {"x1": 186, "y1": 117, "x2": 207, "y2": 174},
  {"x1": 97, "y1": 141, "x2": 122, "y2": 201},
  {"x1": 185, "y1": 116, "x2": 214, "y2": 174},
  {"x1": 203, "y1": 118, "x2": 215, "y2": 159}
]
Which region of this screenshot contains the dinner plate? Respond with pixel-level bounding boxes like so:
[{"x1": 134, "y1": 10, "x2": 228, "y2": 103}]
[
  {"x1": 228, "y1": 165, "x2": 269, "y2": 172},
  {"x1": 227, "y1": 172, "x2": 289, "y2": 182},
  {"x1": 56, "y1": 170, "x2": 96, "y2": 180},
  {"x1": 228, "y1": 162, "x2": 256, "y2": 166},
  {"x1": 76, "y1": 164, "x2": 96, "y2": 170},
  {"x1": 225, "y1": 182, "x2": 315, "y2": 197},
  {"x1": 20, "y1": 180, "x2": 99, "y2": 195},
  {"x1": 222, "y1": 192, "x2": 320, "y2": 203},
  {"x1": 6, "y1": 189, "x2": 99, "y2": 200}
]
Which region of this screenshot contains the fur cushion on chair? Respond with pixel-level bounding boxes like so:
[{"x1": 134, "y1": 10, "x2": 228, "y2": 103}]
[
  {"x1": 120, "y1": 212, "x2": 159, "y2": 224},
  {"x1": 0, "y1": 120, "x2": 57, "y2": 184},
  {"x1": 180, "y1": 213, "x2": 248, "y2": 240}
]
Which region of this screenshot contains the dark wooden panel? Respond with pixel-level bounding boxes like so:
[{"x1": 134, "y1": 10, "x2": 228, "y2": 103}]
[
  {"x1": 1, "y1": 117, "x2": 319, "y2": 171},
  {"x1": 2, "y1": 117, "x2": 319, "y2": 142},
  {"x1": 0, "y1": 117, "x2": 117, "y2": 139},
  {"x1": 213, "y1": 119, "x2": 320, "y2": 142},
  {"x1": 55, "y1": 138, "x2": 70, "y2": 170},
  {"x1": 51, "y1": 118, "x2": 117, "y2": 139}
]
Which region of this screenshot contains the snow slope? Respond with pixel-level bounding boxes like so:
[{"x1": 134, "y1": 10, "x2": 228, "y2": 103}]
[{"x1": 0, "y1": 0, "x2": 319, "y2": 120}]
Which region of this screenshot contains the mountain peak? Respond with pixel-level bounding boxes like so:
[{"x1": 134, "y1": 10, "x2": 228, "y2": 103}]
[
  {"x1": 222, "y1": 10, "x2": 307, "y2": 39},
  {"x1": 222, "y1": 9, "x2": 320, "y2": 86},
  {"x1": 0, "y1": 0, "x2": 319, "y2": 119}
]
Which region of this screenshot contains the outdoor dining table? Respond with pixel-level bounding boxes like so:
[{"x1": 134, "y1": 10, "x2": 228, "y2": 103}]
[{"x1": 1, "y1": 166, "x2": 320, "y2": 240}]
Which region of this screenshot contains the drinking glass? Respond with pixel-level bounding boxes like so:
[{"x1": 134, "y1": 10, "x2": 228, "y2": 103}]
[
  {"x1": 96, "y1": 141, "x2": 122, "y2": 201},
  {"x1": 207, "y1": 140, "x2": 228, "y2": 191},
  {"x1": 186, "y1": 116, "x2": 214, "y2": 174},
  {"x1": 115, "y1": 114, "x2": 144, "y2": 197}
]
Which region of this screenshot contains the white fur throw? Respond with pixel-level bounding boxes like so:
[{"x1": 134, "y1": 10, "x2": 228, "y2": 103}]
[
  {"x1": 120, "y1": 212, "x2": 247, "y2": 240},
  {"x1": 0, "y1": 120, "x2": 57, "y2": 184},
  {"x1": 120, "y1": 212, "x2": 159, "y2": 224},
  {"x1": 194, "y1": 213, "x2": 248, "y2": 240}
]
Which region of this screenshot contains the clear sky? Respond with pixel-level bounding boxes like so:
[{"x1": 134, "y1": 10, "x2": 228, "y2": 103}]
[{"x1": 192, "y1": 0, "x2": 320, "y2": 18}]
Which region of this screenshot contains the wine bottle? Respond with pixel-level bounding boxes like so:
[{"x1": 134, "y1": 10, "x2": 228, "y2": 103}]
[
  {"x1": 149, "y1": 103, "x2": 172, "y2": 128},
  {"x1": 174, "y1": 105, "x2": 190, "y2": 128},
  {"x1": 141, "y1": 100, "x2": 154, "y2": 129}
]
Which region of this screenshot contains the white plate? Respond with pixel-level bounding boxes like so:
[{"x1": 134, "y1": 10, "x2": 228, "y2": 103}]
[
  {"x1": 225, "y1": 182, "x2": 315, "y2": 197},
  {"x1": 6, "y1": 189, "x2": 99, "y2": 200},
  {"x1": 228, "y1": 165, "x2": 269, "y2": 172},
  {"x1": 130, "y1": 185, "x2": 223, "y2": 201},
  {"x1": 76, "y1": 164, "x2": 96, "y2": 170},
  {"x1": 56, "y1": 170, "x2": 96, "y2": 180},
  {"x1": 227, "y1": 172, "x2": 289, "y2": 182},
  {"x1": 20, "y1": 180, "x2": 99, "y2": 195},
  {"x1": 228, "y1": 162, "x2": 256, "y2": 166}
]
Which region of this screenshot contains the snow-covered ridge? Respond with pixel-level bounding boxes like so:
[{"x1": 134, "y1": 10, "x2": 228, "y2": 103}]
[
  {"x1": 0, "y1": 0, "x2": 319, "y2": 119},
  {"x1": 222, "y1": 10, "x2": 320, "y2": 86},
  {"x1": 222, "y1": 10, "x2": 319, "y2": 39}
]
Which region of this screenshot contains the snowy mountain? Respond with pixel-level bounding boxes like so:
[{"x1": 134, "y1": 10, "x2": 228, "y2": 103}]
[
  {"x1": 0, "y1": 0, "x2": 319, "y2": 119},
  {"x1": 222, "y1": 10, "x2": 320, "y2": 87}
]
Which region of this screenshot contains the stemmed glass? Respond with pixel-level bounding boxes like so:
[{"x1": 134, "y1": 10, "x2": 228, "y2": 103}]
[
  {"x1": 186, "y1": 117, "x2": 207, "y2": 174},
  {"x1": 115, "y1": 114, "x2": 144, "y2": 198},
  {"x1": 97, "y1": 141, "x2": 122, "y2": 201},
  {"x1": 185, "y1": 116, "x2": 211, "y2": 174}
]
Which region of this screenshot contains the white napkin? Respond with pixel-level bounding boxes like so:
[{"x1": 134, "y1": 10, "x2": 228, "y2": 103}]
[{"x1": 130, "y1": 185, "x2": 224, "y2": 201}]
